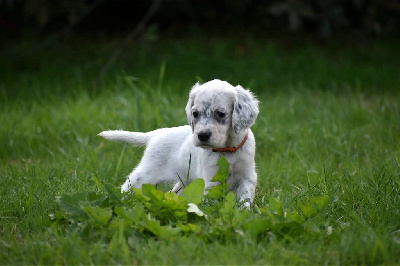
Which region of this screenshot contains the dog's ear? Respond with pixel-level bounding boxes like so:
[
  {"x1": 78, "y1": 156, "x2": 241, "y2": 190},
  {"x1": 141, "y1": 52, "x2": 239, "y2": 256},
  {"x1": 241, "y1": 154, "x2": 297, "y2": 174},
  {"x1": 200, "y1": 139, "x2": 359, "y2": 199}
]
[
  {"x1": 185, "y1": 82, "x2": 200, "y2": 131},
  {"x1": 232, "y1": 85, "x2": 259, "y2": 133}
]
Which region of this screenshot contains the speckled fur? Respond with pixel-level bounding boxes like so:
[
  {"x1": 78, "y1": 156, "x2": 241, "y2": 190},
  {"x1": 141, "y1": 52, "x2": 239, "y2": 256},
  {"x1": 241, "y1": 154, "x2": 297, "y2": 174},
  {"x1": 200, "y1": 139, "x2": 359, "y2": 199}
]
[{"x1": 99, "y1": 79, "x2": 259, "y2": 208}]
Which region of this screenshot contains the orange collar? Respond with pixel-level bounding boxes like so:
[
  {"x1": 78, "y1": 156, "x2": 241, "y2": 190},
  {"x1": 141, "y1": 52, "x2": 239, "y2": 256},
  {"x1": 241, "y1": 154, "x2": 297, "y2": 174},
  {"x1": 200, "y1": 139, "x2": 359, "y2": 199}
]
[{"x1": 212, "y1": 133, "x2": 249, "y2": 153}]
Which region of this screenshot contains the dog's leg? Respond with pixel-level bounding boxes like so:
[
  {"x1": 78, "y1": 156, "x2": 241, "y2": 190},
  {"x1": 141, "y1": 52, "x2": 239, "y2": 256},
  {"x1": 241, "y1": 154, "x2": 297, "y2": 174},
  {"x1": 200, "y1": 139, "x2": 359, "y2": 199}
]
[
  {"x1": 229, "y1": 159, "x2": 257, "y2": 209},
  {"x1": 169, "y1": 182, "x2": 184, "y2": 194},
  {"x1": 121, "y1": 167, "x2": 153, "y2": 192},
  {"x1": 121, "y1": 153, "x2": 164, "y2": 192},
  {"x1": 121, "y1": 142, "x2": 183, "y2": 193},
  {"x1": 236, "y1": 177, "x2": 257, "y2": 209}
]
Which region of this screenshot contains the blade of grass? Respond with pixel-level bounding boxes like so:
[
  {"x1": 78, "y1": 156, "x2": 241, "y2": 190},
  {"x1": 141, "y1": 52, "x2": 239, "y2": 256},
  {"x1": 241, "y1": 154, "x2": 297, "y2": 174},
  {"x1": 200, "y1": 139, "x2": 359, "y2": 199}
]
[{"x1": 115, "y1": 144, "x2": 127, "y2": 180}]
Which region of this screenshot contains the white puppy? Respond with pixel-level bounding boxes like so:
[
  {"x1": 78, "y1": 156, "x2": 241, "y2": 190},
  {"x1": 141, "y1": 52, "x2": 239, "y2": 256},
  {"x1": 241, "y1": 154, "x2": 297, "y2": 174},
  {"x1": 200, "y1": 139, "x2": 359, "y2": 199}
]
[{"x1": 99, "y1": 79, "x2": 259, "y2": 208}]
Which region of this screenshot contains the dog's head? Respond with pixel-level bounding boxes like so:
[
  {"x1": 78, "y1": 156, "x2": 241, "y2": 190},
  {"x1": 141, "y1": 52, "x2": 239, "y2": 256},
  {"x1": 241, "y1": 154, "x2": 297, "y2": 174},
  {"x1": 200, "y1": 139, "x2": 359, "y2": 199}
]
[{"x1": 185, "y1": 79, "x2": 259, "y2": 149}]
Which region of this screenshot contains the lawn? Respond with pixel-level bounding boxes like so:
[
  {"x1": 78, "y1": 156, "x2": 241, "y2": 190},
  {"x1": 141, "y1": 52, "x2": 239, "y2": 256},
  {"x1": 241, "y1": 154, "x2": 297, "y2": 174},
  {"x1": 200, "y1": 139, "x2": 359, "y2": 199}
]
[{"x1": 0, "y1": 36, "x2": 399, "y2": 264}]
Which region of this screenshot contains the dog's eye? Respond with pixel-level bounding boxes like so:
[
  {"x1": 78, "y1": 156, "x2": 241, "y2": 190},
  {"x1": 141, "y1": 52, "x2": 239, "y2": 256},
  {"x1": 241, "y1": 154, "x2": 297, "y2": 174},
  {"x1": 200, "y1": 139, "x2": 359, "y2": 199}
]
[
  {"x1": 216, "y1": 112, "x2": 225, "y2": 118},
  {"x1": 193, "y1": 111, "x2": 199, "y2": 118}
]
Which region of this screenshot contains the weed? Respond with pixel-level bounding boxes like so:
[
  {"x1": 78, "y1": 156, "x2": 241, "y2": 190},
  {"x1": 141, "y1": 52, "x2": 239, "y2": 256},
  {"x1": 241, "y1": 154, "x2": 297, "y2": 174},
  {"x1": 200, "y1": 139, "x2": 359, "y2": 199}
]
[{"x1": 51, "y1": 157, "x2": 331, "y2": 255}]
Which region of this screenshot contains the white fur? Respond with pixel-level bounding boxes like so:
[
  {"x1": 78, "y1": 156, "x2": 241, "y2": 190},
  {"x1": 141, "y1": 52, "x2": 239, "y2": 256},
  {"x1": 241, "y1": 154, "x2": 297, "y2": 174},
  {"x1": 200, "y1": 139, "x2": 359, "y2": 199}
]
[{"x1": 99, "y1": 79, "x2": 259, "y2": 208}]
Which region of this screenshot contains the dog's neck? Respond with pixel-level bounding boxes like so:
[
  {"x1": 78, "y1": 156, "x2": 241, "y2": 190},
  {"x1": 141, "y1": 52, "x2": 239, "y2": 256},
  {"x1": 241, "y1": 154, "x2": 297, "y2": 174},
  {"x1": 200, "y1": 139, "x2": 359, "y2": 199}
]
[{"x1": 212, "y1": 130, "x2": 249, "y2": 153}]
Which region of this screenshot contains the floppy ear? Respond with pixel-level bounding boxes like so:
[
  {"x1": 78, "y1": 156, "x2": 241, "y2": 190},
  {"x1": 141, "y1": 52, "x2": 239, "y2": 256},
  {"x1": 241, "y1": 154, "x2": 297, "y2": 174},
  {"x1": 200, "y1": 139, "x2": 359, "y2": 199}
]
[
  {"x1": 232, "y1": 85, "x2": 259, "y2": 133},
  {"x1": 185, "y1": 82, "x2": 200, "y2": 130}
]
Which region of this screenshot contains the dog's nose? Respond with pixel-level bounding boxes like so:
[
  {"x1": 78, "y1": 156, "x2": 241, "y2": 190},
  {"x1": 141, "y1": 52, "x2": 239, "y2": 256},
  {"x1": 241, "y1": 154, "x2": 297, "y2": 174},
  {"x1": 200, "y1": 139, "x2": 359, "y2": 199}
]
[{"x1": 198, "y1": 132, "x2": 211, "y2": 142}]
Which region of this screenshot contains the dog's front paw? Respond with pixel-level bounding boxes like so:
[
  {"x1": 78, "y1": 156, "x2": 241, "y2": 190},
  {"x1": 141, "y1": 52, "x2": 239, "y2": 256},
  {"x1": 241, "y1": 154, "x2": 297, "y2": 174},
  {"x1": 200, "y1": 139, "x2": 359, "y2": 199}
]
[{"x1": 241, "y1": 201, "x2": 251, "y2": 210}]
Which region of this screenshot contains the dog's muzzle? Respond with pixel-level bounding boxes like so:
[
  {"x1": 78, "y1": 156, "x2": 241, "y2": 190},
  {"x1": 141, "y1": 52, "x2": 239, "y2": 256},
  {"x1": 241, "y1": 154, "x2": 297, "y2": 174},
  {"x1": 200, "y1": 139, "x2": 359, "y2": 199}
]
[{"x1": 198, "y1": 131, "x2": 211, "y2": 142}]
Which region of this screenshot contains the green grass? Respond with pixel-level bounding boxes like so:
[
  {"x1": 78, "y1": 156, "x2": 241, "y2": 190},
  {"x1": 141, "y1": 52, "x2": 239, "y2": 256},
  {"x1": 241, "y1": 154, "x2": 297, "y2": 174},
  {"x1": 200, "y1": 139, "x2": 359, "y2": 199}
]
[{"x1": 1, "y1": 36, "x2": 399, "y2": 264}]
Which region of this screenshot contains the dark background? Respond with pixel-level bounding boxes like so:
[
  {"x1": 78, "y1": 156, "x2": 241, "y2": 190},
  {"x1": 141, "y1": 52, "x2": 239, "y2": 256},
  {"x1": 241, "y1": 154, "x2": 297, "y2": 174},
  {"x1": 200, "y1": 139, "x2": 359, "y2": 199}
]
[{"x1": 1, "y1": 0, "x2": 399, "y2": 42}]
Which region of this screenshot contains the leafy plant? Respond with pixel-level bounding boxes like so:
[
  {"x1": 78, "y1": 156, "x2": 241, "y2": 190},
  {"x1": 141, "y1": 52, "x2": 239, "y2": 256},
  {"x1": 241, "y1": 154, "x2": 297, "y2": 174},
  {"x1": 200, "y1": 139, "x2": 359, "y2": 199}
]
[{"x1": 51, "y1": 157, "x2": 332, "y2": 249}]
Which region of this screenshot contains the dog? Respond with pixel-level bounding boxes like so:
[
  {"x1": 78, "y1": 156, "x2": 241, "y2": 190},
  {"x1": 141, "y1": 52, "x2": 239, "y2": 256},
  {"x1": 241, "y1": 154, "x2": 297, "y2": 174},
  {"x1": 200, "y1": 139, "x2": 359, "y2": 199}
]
[{"x1": 99, "y1": 79, "x2": 259, "y2": 208}]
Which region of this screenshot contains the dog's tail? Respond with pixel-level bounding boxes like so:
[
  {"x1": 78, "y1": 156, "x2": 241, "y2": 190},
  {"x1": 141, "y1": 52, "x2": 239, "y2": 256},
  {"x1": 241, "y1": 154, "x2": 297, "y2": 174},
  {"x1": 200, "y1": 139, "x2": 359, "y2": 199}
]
[{"x1": 98, "y1": 130, "x2": 156, "y2": 146}]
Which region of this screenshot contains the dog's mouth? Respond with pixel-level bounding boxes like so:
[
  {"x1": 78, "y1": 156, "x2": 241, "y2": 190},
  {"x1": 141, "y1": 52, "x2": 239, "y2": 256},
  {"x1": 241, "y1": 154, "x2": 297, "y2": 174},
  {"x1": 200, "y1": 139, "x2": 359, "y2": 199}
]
[
  {"x1": 195, "y1": 141, "x2": 217, "y2": 149},
  {"x1": 197, "y1": 143, "x2": 213, "y2": 148},
  {"x1": 193, "y1": 134, "x2": 226, "y2": 149},
  {"x1": 196, "y1": 141, "x2": 226, "y2": 150}
]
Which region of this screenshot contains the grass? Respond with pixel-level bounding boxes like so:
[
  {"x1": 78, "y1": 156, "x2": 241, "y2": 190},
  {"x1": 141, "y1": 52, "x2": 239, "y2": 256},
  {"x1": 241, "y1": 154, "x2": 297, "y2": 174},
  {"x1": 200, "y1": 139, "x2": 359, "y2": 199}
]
[{"x1": 0, "y1": 36, "x2": 400, "y2": 264}]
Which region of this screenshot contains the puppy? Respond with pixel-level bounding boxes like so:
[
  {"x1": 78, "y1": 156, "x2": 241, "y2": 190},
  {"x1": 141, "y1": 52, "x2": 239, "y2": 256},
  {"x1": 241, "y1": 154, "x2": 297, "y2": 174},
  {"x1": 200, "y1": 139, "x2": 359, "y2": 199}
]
[{"x1": 99, "y1": 79, "x2": 259, "y2": 208}]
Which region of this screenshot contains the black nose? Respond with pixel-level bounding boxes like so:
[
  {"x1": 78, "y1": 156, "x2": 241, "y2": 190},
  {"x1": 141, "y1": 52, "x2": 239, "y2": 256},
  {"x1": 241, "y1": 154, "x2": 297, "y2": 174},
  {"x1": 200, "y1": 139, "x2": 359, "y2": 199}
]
[{"x1": 198, "y1": 132, "x2": 211, "y2": 142}]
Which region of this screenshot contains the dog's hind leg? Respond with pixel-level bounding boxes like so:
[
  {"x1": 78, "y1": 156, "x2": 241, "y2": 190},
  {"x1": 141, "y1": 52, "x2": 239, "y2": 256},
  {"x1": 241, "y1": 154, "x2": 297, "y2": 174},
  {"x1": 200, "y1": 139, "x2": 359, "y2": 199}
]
[
  {"x1": 120, "y1": 145, "x2": 175, "y2": 192},
  {"x1": 122, "y1": 171, "x2": 145, "y2": 192},
  {"x1": 121, "y1": 163, "x2": 159, "y2": 192},
  {"x1": 169, "y1": 182, "x2": 184, "y2": 194}
]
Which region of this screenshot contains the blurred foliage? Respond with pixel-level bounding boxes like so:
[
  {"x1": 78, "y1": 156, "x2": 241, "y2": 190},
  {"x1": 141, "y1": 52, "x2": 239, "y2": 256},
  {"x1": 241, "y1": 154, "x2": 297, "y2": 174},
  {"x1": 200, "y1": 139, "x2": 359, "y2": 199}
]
[
  {"x1": 23, "y1": 0, "x2": 102, "y2": 25},
  {"x1": 0, "y1": 0, "x2": 399, "y2": 39}
]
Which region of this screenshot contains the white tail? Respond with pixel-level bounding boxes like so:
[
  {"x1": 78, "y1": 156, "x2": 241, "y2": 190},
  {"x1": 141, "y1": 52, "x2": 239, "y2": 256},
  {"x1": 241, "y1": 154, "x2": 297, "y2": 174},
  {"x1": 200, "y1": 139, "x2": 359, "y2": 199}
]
[{"x1": 98, "y1": 130, "x2": 152, "y2": 146}]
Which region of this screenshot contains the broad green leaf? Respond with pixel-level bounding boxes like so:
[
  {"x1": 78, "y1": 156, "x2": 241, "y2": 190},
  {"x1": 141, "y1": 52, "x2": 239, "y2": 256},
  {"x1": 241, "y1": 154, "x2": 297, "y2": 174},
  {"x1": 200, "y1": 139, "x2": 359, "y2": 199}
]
[
  {"x1": 180, "y1": 223, "x2": 201, "y2": 234},
  {"x1": 206, "y1": 184, "x2": 224, "y2": 199},
  {"x1": 311, "y1": 195, "x2": 331, "y2": 210},
  {"x1": 163, "y1": 193, "x2": 188, "y2": 221},
  {"x1": 272, "y1": 220, "x2": 304, "y2": 237},
  {"x1": 142, "y1": 184, "x2": 164, "y2": 206},
  {"x1": 142, "y1": 220, "x2": 181, "y2": 238},
  {"x1": 287, "y1": 211, "x2": 306, "y2": 223},
  {"x1": 104, "y1": 184, "x2": 122, "y2": 204},
  {"x1": 57, "y1": 193, "x2": 88, "y2": 219},
  {"x1": 164, "y1": 192, "x2": 188, "y2": 211},
  {"x1": 269, "y1": 197, "x2": 284, "y2": 217},
  {"x1": 299, "y1": 203, "x2": 318, "y2": 219},
  {"x1": 87, "y1": 193, "x2": 109, "y2": 207},
  {"x1": 210, "y1": 156, "x2": 230, "y2": 183},
  {"x1": 181, "y1": 178, "x2": 205, "y2": 205},
  {"x1": 243, "y1": 218, "x2": 272, "y2": 237},
  {"x1": 219, "y1": 192, "x2": 240, "y2": 226},
  {"x1": 220, "y1": 192, "x2": 236, "y2": 214},
  {"x1": 142, "y1": 220, "x2": 161, "y2": 236},
  {"x1": 187, "y1": 203, "x2": 205, "y2": 217},
  {"x1": 131, "y1": 187, "x2": 150, "y2": 202},
  {"x1": 114, "y1": 203, "x2": 145, "y2": 224},
  {"x1": 206, "y1": 157, "x2": 231, "y2": 200},
  {"x1": 84, "y1": 205, "x2": 112, "y2": 226}
]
